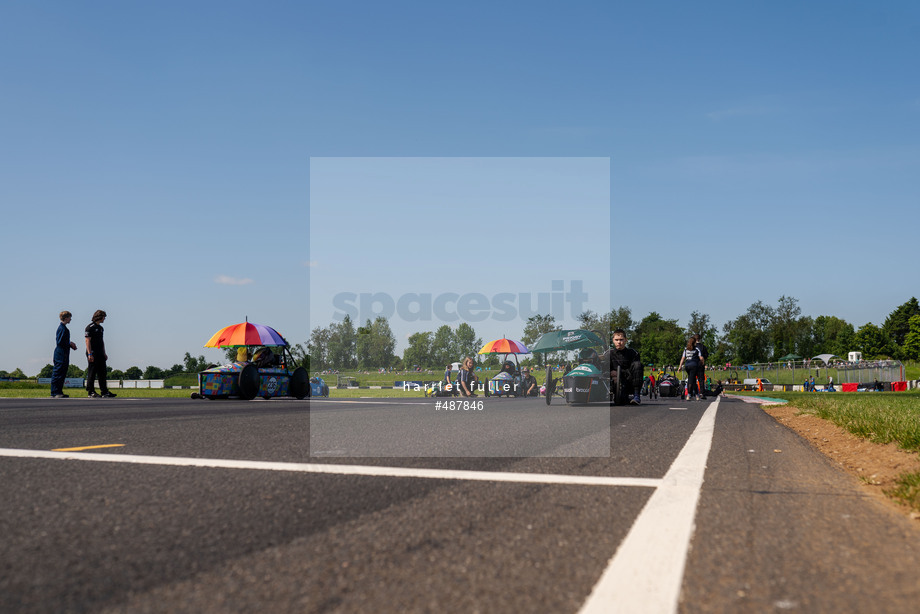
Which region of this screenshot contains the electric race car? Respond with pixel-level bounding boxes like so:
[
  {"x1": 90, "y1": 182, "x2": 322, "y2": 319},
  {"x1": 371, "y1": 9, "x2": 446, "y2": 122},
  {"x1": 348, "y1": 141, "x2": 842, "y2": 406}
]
[
  {"x1": 531, "y1": 329, "x2": 628, "y2": 405},
  {"x1": 190, "y1": 321, "x2": 327, "y2": 400}
]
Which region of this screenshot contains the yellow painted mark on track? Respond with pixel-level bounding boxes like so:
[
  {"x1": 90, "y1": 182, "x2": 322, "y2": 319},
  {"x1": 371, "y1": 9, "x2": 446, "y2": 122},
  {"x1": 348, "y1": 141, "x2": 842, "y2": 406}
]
[{"x1": 51, "y1": 444, "x2": 126, "y2": 452}]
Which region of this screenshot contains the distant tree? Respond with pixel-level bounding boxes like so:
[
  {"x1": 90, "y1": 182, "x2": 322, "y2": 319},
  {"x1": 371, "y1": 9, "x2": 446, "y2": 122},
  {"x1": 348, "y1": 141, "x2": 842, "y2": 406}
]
[
  {"x1": 308, "y1": 326, "x2": 331, "y2": 371},
  {"x1": 722, "y1": 301, "x2": 775, "y2": 363},
  {"x1": 854, "y1": 323, "x2": 895, "y2": 358},
  {"x1": 183, "y1": 352, "x2": 208, "y2": 373},
  {"x1": 288, "y1": 342, "x2": 310, "y2": 370},
  {"x1": 455, "y1": 323, "x2": 481, "y2": 362},
  {"x1": 792, "y1": 315, "x2": 816, "y2": 360},
  {"x1": 521, "y1": 314, "x2": 559, "y2": 347},
  {"x1": 0, "y1": 371, "x2": 8, "y2": 379},
  {"x1": 578, "y1": 308, "x2": 624, "y2": 344},
  {"x1": 404, "y1": 332, "x2": 434, "y2": 369},
  {"x1": 9, "y1": 368, "x2": 26, "y2": 379},
  {"x1": 634, "y1": 312, "x2": 684, "y2": 367},
  {"x1": 125, "y1": 366, "x2": 143, "y2": 380},
  {"x1": 38, "y1": 364, "x2": 54, "y2": 378},
  {"x1": 811, "y1": 315, "x2": 855, "y2": 358},
  {"x1": 109, "y1": 369, "x2": 125, "y2": 380},
  {"x1": 144, "y1": 365, "x2": 165, "y2": 379},
  {"x1": 431, "y1": 325, "x2": 457, "y2": 367},
  {"x1": 67, "y1": 364, "x2": 84, "y2": 378},
  {"x1": 356, "y1": 320, "x2": 372, "y2": 367},
  {"x1": 685, "y1": 310, "x2": 721, "y2": 362},
  {"x1": 769, "y1": 296, "x2": 815, "y2": 360},
  {"x1": 685, "y1": 310, "x2": 716, "y2": 341},
  {"x1": 327, "y1": 315, "x2": 357, "y2": 370},
  {"x1": 607, "y1": 306, "x2": 635, "y2": 339},
  {"x1": 356, "y1": 317, "x2": 396, "y2": 369},
  {"x1": 903, "y1": 315, "x2": 920, "y2": 361},
  {"x1": 883, "y1": 297, "x2": 920, "y2": 358},
  {"x1": 577, "y1": 310, "x2": 599, "y2": 331}
]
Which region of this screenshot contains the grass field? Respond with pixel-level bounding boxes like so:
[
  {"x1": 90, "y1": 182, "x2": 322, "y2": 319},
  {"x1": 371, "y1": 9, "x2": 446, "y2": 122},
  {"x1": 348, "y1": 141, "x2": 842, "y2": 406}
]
[{"x1": 740, "y1": 390, "x2": 920, "y2": 511}]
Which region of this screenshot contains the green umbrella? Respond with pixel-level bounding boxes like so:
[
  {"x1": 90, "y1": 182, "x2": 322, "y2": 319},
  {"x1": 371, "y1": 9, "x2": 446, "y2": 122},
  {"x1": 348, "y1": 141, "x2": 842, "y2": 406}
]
[
  {"x1": 530, "y1": 329, "x2": 605, "y2": 353},
  {"x1": 778, "y1": 353, "x2": 802, "y2": 361}
]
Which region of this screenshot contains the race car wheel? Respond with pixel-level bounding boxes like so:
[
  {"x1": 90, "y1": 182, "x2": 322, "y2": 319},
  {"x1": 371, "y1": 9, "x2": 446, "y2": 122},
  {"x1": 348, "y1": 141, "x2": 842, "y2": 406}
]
[
  {"x1": 289, "y1": 367, "x2": 309, "y2": 399},
  {"x1": 238, "y1": 364, "x2": 260, "y2": 400},
  {"x1": 545, "y1": 365, "x2": 554, "y2": 405}
]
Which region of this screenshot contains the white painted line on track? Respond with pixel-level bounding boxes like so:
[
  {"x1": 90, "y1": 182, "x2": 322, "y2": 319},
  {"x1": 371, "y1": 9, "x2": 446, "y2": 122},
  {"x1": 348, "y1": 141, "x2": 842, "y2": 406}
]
[
  {"x1": 0, "y1": 448, "x2": 663, "y2": 488},
  {"x1": 579, "y1": 397, "x2": 720, "y2": 614},
  {"x1": 308, "y1": 399, "x2": 429, "y2": 405}
]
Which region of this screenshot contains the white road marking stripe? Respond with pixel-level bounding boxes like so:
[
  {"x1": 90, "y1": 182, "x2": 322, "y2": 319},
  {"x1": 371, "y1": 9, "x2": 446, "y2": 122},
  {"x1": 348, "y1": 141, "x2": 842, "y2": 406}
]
[
  {"x1": 579, "y1": 397, "x2": 719, "y2": 614},
  {"x1": 0, "y1": 448, "x2": 662, "y2": 488}
]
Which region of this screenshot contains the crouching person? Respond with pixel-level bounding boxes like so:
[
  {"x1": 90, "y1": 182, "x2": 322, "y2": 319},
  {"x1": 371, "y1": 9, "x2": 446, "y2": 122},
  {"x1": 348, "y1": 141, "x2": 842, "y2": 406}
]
[{"x1": 458, "y1": 356, "x2": 479, "y2": 397}]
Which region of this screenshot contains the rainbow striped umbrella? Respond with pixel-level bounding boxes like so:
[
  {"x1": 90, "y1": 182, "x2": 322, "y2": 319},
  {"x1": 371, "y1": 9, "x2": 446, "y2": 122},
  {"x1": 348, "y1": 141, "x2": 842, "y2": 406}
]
[
  {"x1": 478, "y1": 338, "x2": 530, "y2": 355},
  {"x1": 204, "y1": 321, "x2": 288, "y2": 348}
]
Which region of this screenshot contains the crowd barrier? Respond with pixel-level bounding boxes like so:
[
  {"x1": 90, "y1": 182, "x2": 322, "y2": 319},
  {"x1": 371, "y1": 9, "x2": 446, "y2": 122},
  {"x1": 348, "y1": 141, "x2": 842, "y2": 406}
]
[{"x1": 37, "y1": 378, "x2": 165, "y2": 389}]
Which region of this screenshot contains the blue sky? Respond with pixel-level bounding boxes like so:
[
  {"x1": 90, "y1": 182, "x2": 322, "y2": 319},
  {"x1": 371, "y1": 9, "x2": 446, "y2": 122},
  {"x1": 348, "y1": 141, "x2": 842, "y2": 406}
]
[{"x1": 1, "y1": 1, "x2": 917, "y2": 374}]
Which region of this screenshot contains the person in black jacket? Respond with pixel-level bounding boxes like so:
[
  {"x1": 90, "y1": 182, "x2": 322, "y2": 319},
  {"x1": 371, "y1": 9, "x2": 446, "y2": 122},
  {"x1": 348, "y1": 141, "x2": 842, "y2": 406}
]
[
  {"x1": 694, "y1": 334, "x2": 709, "y2": 397},
  {"x1": 85, "y1": 310, "x2": 116, "y2": 398},
  {"x1": 603, "y1": 329, "x2": 643, "y2": 405},
  {"x1": 51, "y1": 310, "x2": 78, "y2": 398},
  {"x1": 678, "y1": 336, "x2": 704, "y2": 400}
]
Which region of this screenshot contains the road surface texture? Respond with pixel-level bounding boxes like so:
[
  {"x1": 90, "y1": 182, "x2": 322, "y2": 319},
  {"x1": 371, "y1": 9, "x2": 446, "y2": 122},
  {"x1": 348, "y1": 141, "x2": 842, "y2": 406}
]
[{"x1": 1, "y1": 395, "x2": 918, "y2": 613}]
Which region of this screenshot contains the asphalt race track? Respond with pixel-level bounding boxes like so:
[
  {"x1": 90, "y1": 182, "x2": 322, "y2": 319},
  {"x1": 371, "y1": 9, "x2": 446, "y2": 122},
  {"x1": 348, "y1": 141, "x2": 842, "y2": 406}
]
[{"x1": 1, "y1": 395, "x2": 919, "y2": 613}]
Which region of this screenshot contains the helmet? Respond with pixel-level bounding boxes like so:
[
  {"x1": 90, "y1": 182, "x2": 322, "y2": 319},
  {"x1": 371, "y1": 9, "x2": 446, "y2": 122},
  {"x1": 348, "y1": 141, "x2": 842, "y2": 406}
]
[{"x1": 579, "y1": 348, "x2": 598, "y2": 363}]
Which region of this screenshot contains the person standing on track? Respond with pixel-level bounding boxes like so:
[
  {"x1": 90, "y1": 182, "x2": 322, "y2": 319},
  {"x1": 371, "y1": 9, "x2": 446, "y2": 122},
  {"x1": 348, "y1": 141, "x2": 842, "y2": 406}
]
[
  {"x1": 678, "y1": 336, "x2": 704, "y2": 400},
  {"x1": 50, "y1": 310, "x2": 78, "y2": 398},
  {"x1": 694, "y1": 333, "x2": 709, "y2": 398},
  {"x1": 85, "y1": 310, "x2": 116, "y2": 398}
]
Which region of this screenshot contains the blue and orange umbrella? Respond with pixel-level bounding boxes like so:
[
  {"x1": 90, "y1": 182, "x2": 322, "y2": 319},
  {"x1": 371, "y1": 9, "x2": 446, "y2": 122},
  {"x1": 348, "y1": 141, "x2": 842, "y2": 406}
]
[
  {"x1": 478, "y1": 338, "x2": 530, "y2": 355},
  {"x1": 204, "y1": 321, "x2": 288, "y2": 348}
]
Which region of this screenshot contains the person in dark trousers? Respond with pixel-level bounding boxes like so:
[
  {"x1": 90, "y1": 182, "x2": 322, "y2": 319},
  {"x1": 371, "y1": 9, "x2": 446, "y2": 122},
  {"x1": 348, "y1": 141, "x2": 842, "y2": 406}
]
[
  {"x1": 442, "y1": 363, "x2": 458, "y2": 396},
  {"x1": 521, "y1": 367, "x2": 538, "y2": 396},
  {"x1": 694, "y1": 334, "x2": 709, "y2": 397},
  {"x1": 51, "y1": 310, "x2": 78, "y2": 398},
  {"x1": 85, "y1": 310, "x2": 116, "y2": 398},
  {"x1": 604, "y1": 328, "x2": 643, "y2": 405},
  {"x1": 678, "y1": 336, "x2": 704, "y2": 400}
]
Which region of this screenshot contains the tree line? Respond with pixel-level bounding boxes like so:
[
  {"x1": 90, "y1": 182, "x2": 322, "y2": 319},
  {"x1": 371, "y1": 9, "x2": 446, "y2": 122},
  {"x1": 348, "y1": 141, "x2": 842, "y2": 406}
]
[
  {"x1": 306, "y1": 297, "x2": 920, "y2": 371},
  {"x1": 626, "y1": 296, "x2": 920, "y2": 367},
  {"x1": 8, "y1": 296, "x2": 915, "y2": 379}
]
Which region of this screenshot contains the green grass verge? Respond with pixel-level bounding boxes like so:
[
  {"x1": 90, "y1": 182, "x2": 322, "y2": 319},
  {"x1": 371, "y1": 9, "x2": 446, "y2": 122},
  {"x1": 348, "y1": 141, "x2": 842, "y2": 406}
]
[
  {"x1": 888, "y1": 473, "x2": 920, "y2": 511},
  {"x1": 744, "y1": 391, "x2": 920, "y2": 451},
  {"x1": 744, "y1": 390, "x2": 920, "y2": 513}
]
